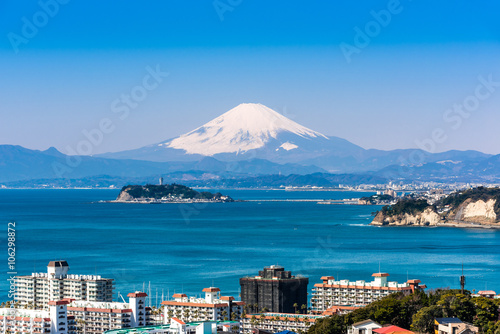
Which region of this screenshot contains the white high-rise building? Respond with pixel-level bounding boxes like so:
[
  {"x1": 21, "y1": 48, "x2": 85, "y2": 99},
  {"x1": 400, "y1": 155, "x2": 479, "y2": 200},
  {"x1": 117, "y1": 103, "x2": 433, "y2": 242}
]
[
  {"x1": 161, "y1": 287, "x2": 245, "y2": 324},
  {"x1": 66, "y1": 291, "x2": 153, "y2": 334},
  {"x1": 311, "y1": 273, "x2": 426, "y2": 313},
  {"x1": 14, "y1": 261, "x2": 114, "y2": 309},
  {"x1": 0, "y1": 300, "x2": 77, "y2": 334}
]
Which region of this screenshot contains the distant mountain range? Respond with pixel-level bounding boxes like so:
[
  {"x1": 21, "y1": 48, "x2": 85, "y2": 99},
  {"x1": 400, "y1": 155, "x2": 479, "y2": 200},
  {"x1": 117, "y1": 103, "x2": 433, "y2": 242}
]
[
  {"x1": 0, "y1": 145, "x2": 324, "y2": 183},
  {"x1": 98, "y1": 103, "x2": 492, "y2": 173},
  {"x1": 1, "y1": 103, "x2": 498, "y2": 187}
]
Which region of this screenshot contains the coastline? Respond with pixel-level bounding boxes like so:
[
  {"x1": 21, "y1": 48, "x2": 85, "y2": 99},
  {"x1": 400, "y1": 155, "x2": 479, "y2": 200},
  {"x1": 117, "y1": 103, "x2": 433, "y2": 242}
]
[
  {"x1": 371, "y1": 220, "x2": 500, "y2": 229},
  {"x1": 109, "y1": 199, "x2": 238, "y2": 204}
]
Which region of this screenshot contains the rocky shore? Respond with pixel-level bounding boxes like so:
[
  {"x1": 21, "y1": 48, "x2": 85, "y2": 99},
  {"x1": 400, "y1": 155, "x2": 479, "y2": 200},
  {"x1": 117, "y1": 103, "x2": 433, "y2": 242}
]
[{"x1": 371, "y1": 187, "x2": 500, "y2": 229}]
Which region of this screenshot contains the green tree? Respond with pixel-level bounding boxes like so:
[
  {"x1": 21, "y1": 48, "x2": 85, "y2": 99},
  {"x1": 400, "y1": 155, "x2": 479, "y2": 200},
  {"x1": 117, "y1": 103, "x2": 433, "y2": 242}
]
[
  {"x1": 473, "y1": 297, "x2": 499, "y2": 330},
  {"x1": 437, "y1": 292, "x2": 475, "y2": 322},
  {"x1": 308, "y1": 314, "x2": 346, "y2": 334},
  {"x1": 411, "y1": 305, "x2": 443, "y2": 334}
]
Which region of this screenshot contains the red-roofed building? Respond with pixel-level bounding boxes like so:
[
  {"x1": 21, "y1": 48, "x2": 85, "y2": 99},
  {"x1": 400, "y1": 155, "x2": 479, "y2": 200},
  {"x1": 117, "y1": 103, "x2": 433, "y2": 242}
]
[
  {"x1": 477, "y1": 291, "x2": 496, "y2": 299},
  {"x1": 321, "y1": 305, "x2": 361, "y2": 316},
  {"x1": 373, "y1": 325, "x2": 414, "y2": 334},
  {"x1": 171, "y1": 317, "x2": 186, "y2": 325},
  {"x1": 372, "y1": 273, "x2": 390, "y2": 277}
]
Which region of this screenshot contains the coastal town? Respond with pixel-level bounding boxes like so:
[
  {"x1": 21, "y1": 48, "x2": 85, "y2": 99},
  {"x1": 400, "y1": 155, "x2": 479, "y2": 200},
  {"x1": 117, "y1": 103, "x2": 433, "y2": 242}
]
[
  {"x1": 2, "y1": 3, "x2": 499, "y2": 334},
  {"x1": 2, "y1": 261, "x2": 499, "y2": 334}
]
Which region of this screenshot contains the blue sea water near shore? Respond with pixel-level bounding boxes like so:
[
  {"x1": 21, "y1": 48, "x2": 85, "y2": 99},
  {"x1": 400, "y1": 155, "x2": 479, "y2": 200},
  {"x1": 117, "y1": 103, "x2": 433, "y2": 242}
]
[{"x1": 1, "y1": 189, "x2": 500, "y2": 305}]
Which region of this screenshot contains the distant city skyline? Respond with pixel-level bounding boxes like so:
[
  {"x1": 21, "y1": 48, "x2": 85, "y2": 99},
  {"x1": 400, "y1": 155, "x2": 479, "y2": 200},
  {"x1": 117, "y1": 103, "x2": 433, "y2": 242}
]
[{"x1": 1, "y1": 1, "x2": 499, "y2": 155}]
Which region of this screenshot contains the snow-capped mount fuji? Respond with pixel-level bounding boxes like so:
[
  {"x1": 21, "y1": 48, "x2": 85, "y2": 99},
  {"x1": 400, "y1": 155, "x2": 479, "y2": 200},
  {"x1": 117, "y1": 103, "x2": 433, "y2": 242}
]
[
  {"x1": 163, "y1": 103, "x2": 328, "y2": 155},
  {"x1": 100, "y1": 103, "x2": 365, "y2": 170},
  {"x1": 99, "y1": 103, "x2": 492, "y2": 173}
]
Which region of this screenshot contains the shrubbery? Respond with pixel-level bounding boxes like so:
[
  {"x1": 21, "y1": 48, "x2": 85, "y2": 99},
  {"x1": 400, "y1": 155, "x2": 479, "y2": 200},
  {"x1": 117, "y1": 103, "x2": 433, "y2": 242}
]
[
  {"x1": 438, "y1": 187, "x2": 500, "y2": 217},
  {"x1": 308, "y1": 290, "x2": 500, "y2": 334},
  {"x1": 380, "y1": 199, "x2": 430, "y2": 216}
]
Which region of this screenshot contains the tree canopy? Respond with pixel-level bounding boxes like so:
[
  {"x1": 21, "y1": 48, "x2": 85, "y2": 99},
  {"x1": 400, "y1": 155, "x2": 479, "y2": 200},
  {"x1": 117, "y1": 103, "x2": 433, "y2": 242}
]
[{"x1": 307, "y1": 290, "x2": 500, "y2": 334}]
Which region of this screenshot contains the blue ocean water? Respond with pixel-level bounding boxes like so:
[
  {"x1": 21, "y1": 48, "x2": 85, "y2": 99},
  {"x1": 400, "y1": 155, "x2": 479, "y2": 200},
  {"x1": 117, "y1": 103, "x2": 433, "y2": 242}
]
[{"x1": 1, "y1": 189, "x2": 499, "y2": 305}]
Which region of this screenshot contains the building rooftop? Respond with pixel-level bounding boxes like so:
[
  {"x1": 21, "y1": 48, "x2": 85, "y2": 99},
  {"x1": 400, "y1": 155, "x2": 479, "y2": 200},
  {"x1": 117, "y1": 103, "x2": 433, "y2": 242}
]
[
  {"x1": 373, "y1": 325, "x2": 413, "y2": 334},
  {"x1": 372, "y1": 273, "x2": 390, "y2": 277},
  {"x1": 172, "y1": 317, "x2": 186, "y2": 325},
  {"x1": 103, "y1": 321, "x2": 240, "y2": 334},
  {"x1": 127, "y1": 292, "x2": 148, "y2": 298},
  {"x1": 352, "y1": 319, "x2": 381, "y2": 327},
  {"x1": 246, "y1": 313, "x2": 324, "y2": 319},
  {"x1": 69, "y1": 300, "x2": 133, "y2": 310},
  {"x1": 266, "y1": 265, "x2": 284, "y2": 270},
  {"x1": 47, "y1": 260, "x2": 69, "y2": 267},
  {"x1": 435, "y1": 318, "x2": 464, "y2": 325}
]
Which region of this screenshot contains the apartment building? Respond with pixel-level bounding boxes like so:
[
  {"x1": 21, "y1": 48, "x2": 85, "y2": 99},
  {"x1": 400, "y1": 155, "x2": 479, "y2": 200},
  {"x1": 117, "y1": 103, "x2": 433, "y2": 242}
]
[
  {"x1": 66, "y1": 291, "x2": 153, "y2": 334},
  {"x1": 241, "y1": 312, "x2": 323, "y2": 334},
  {"x1": 15, "y1": 261, "x2": 114, "y2": 309},
  {"x1": 161, "y1": 287, "x2": 244, "y2": 324},
  {"x1": 0, "y1": 300, "x2": 77, "y2": 334},
  {"x1": 240, "y1": 265, "x2": 309, "y2": 314},
  {"x1": 311, "y1": 273, "x2": 426, "y2": 313},
  {"x1": 104, "y1": 318, "x2": 241, "y2": 334}
]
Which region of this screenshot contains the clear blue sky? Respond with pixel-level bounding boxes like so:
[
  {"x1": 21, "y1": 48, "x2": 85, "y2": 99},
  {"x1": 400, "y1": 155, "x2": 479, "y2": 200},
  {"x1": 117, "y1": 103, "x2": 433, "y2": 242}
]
[{"x1": 1, "y1": 0, "x2": 499, "y2": 155}]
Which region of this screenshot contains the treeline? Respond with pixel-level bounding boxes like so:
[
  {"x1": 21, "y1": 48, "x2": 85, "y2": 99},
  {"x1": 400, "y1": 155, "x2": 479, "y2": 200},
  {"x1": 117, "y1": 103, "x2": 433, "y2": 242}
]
[
  {"x1": 308, "y1": 289, "x2": 500, "y2": 334},
  {"x1": 121, "y1": 184, "x2": 229, "y2": 200},
  {"x1": 438, "y1": 187, "x2": 500, "y2": 217},
  {"x1": 380, "y1": 199, "x2": 430, "y2": 216}
]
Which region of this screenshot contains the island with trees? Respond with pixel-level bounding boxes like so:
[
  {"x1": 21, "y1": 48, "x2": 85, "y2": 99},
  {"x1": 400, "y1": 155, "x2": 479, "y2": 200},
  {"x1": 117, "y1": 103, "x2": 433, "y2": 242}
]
[{"x1": 113, "y1": 184, "x2": 235, "y2": 203}]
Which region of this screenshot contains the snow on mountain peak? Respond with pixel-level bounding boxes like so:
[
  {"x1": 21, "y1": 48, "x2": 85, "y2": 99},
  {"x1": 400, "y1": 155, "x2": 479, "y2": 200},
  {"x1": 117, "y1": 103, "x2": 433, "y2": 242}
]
[{"x1": 163, "y1": 103, "x2": 328, "y2": 155}]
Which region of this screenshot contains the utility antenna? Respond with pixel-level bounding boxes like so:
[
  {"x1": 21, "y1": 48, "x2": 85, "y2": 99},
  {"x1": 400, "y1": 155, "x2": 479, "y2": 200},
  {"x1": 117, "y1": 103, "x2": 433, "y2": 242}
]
[
  {"x1": 148, "y1": 282, "x2": 152, "y2": 308},
  {"x1": 460, "y1": 263, "x2": 466, "y2": 294},
  {"x1": 379, "y1": 261, "x2": 381, "y2": 273}
]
